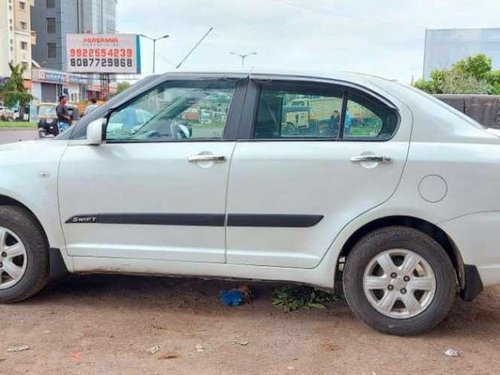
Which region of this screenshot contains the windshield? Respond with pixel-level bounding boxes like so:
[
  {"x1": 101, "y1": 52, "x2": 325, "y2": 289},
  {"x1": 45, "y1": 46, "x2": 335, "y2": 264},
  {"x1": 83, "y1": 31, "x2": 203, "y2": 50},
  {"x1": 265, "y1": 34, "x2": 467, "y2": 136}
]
[{"x1": 38, "y1": 105, "x2": 56, "y2": 117}]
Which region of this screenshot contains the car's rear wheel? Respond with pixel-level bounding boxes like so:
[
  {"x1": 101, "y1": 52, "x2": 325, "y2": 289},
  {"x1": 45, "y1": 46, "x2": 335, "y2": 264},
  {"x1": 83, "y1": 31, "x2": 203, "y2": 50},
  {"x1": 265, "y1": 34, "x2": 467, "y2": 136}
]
[
  {"x1": 343, "y1": 226, "x2": 457, "y2": 335},
  {"x1": 0, "y1": 206, "x2": 49, "y2": 303}
]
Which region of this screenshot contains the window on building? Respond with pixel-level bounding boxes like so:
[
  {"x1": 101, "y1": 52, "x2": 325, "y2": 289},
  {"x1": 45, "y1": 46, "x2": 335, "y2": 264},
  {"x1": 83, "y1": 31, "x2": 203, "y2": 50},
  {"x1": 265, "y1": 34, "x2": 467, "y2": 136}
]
[
  {"x1": 46, "y1": 0, "x2": 55, "y2": 8},
  {"x1": 47, "y1": 43, "x2": 56, "y2": 58},
  {"x1": 46, "y1": 17, "x2": 56, "y2": 33},
  {"x1": 20, "y1": 41, "x2": 28, "y2": 50},
  {"x1": 20, "y1": 21, "x2": 27, "y2": 30},
  {"x1": 19, "y1": 1, "x2": 26, "y2": 10}
]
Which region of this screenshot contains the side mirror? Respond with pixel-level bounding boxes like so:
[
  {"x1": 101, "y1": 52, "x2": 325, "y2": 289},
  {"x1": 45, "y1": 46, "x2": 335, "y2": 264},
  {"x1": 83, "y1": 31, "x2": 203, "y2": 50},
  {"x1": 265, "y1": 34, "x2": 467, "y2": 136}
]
[{"x1": 86, "y1": 118, "x2": 105, "y2": 145}]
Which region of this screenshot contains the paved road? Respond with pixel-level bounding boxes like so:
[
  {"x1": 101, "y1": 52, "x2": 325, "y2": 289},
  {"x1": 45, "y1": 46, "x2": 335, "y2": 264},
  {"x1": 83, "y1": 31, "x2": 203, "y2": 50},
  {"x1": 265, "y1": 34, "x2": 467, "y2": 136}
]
[{"x1": 0, "y1": 129, "x2": 39, "y2": 144}]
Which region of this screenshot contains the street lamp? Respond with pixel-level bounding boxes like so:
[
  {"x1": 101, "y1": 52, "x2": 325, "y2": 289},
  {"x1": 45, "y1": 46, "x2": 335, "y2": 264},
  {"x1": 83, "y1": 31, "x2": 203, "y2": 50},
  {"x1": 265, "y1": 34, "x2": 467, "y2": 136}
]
[
  {"x1": 230, "y1": 51, "x2": 257, "y2": 66},
  {"x1": 139, "y1": 34, "x2": 170, "y2": 74}
]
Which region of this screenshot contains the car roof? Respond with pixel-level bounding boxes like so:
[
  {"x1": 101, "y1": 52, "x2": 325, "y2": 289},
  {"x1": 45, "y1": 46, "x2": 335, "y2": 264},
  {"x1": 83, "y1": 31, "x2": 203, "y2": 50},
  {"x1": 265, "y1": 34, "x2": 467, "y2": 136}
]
[{"x1": 156, "y1": 66, "x2": 397, "y2": 86}]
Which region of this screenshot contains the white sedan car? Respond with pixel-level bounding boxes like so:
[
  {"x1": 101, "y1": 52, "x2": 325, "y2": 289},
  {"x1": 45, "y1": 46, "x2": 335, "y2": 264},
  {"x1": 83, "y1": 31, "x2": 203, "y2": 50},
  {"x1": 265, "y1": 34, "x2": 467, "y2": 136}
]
[{"x1": 0, "y1": 69, "x2": 498, "y2": 335}]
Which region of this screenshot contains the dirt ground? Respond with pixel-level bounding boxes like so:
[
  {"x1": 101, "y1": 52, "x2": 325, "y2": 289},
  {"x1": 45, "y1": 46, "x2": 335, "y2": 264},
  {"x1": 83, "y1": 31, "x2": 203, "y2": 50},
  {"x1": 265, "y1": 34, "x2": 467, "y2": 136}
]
[{"x1": 0, "y1": 276, "x2": 499, "y2": 375}]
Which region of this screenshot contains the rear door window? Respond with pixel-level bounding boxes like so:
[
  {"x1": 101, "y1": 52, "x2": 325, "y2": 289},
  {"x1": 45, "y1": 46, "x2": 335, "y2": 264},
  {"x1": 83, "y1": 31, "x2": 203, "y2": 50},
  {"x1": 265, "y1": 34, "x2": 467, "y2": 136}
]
[
  {"x1": 343, "y1": 92, "x2": 399, "y2": 140},
  {"x1": 254, "y1": 82, "x2": 344, "y2": 139},
  {"x1": 252, "y1": 81, "x2": 399, "y2": 141}
]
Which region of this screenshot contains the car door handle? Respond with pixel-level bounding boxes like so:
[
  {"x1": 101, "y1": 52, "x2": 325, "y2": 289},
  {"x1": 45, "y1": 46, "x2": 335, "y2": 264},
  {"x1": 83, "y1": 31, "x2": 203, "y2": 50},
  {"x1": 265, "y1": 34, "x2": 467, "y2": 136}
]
[
  {"x1": 188, "y1": 154, "x2": 226, "y2": 163},
  {"x1": 350, "y1": 155, "x2": 393, "y2": 164}
]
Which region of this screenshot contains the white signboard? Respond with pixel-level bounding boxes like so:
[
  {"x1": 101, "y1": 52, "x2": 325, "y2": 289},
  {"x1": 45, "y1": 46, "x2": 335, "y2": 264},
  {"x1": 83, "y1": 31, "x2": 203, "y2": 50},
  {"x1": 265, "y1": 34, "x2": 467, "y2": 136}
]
[{"x1": 66, "y1": 34, "x2": 141, "y2": 74}]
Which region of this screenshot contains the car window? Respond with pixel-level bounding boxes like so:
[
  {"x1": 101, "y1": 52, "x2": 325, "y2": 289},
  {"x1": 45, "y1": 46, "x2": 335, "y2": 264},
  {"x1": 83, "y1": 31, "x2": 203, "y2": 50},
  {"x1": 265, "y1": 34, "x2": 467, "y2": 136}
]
[
  {"x1": 106, "y1": 80, "x2": 235, "y2": 142},
  {"x1": 254, "y1": 83, "x2": 344, "y2": 139},
  {"x1": 38, "y1": 105, "x2": 56, "y2": 117},
  {"x1": 343, "y1": 92, "x2": 399, "y2": 140}
]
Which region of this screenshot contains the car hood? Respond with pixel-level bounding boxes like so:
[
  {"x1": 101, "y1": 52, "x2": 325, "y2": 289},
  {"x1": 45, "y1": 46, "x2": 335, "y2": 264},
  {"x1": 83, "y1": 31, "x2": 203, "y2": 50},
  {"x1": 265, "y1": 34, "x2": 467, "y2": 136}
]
[{"x1": 0, "y1": 139, "x2": 68, "y2": 156}]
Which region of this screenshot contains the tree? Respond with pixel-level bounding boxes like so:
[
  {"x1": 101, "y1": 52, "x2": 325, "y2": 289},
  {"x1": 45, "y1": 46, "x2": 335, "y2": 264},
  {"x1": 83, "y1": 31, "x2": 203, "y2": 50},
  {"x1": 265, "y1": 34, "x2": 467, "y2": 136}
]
[
  {"x1": 117, "y1": 81, "x2": 131, "y2": 94},
  {"x1": 0, "y1": 63, "x2": 32, "y2": 119},
  {"x1": 414, "y1": 54, "x2": 500, "y2": 95}
]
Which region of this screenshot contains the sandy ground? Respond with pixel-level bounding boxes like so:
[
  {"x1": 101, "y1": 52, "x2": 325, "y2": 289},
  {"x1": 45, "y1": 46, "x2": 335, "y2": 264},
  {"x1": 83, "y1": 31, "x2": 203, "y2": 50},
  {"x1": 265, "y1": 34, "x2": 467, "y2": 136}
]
[
  {"x1": 1, "y1": 130, "x2": 499, "y2": 374},
  {"x1": 0, "y1": 276, "x2": 499, "y2": 375}
]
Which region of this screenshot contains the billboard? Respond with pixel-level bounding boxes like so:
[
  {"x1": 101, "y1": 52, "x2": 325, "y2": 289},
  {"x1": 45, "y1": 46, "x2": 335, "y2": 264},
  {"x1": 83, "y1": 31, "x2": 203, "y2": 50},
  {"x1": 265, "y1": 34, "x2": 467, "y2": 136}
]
[{"x1": 66, "y1": 34, "x2": 141, "y2": 74}]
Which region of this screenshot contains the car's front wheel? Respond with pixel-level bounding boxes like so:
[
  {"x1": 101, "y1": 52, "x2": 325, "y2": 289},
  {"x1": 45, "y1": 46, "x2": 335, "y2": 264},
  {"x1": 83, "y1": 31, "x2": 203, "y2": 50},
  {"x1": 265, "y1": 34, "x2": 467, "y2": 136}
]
[
  {"x1": 343, "y1": 226, "x2": 457, "y2": 335},
  {"x1": 0, "y1": 206, "x2": 49, "y2": 303}
]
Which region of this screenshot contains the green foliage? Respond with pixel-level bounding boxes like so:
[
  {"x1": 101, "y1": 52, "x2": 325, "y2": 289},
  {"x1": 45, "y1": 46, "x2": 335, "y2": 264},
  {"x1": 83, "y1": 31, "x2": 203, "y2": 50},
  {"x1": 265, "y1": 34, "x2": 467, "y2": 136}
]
[
  {"x1": 414, "y1": 54, "x2": 500, "y2": 95},
  {"x1": 453, "y1": 54, "x2": 492, "y2": 80},
  {"x1": 0, "y1": 121, "x2": 35, "y2": 128},
  {"x1": 0, "y1": 63, "x2": 32, "y2": 107},
  {"x1": 117, "y1": 81, "x2": 131, "y2": 94},
  {"x1": 272, "y1": 285, "x2": 344, "y2": 313}
]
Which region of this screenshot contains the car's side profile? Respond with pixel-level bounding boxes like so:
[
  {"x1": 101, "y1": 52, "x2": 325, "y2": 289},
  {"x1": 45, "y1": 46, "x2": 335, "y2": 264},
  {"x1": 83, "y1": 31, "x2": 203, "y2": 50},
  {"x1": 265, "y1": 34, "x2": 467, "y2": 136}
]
[{"x1": 0, "y1": 69, "x2": 499, "y2": 335}]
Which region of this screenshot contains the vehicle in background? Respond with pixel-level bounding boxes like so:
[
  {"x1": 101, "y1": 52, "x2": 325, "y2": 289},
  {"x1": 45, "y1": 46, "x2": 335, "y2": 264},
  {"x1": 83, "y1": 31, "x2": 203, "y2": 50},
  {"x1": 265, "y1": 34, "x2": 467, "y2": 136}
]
[
  {"x1": 0, "y1": 106, "x2": 15, "y2": 121},
  {"x1": 36, "y1": 103, "x2": 80, "y2": 137}
]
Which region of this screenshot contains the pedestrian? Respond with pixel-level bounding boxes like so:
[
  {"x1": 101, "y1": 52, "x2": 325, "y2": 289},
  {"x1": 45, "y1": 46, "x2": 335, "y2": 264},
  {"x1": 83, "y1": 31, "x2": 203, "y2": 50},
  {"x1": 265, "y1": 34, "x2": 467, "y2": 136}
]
[
  {"x1": 85, "y1": 97, "x2": 99, "y2": 115},
  {"x1": 56, "y1": 95, "x2": 71, "y2": 134}
]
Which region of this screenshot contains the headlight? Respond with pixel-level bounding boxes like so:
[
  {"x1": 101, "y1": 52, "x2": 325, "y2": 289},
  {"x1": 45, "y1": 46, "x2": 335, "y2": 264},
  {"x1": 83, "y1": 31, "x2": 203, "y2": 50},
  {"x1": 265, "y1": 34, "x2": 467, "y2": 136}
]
[{"x1": 46, "y1": 119, "x2": 54, "y2": 124}]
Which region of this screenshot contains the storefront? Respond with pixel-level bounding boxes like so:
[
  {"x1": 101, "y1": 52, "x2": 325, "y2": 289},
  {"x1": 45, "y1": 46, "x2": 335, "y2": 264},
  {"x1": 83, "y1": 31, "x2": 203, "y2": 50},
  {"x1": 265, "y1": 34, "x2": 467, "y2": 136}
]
[{"x1": 31, "y1": 68, "x2": 87, "y2": 103}]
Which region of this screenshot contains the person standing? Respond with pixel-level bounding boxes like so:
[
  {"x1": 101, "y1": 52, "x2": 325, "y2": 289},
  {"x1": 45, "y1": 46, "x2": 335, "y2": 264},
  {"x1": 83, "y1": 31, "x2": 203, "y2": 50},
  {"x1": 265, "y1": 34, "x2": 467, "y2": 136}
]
[
  {"x1": 85, "y1": 97, "x2": 99, "y2": 115},
  {"x1": 56, "y1": 95, "x2": 71, "y2": 134}
]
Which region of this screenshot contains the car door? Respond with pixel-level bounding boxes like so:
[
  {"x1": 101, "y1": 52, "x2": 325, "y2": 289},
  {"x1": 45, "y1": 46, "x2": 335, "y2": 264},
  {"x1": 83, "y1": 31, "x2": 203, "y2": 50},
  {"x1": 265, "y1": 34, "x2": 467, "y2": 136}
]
[
  {"x1": 58, "y1": 78, "x2": 246, "y2": 263},
  {"x1": 225, "y1": 78, "x2": 411, "y2": 268}
]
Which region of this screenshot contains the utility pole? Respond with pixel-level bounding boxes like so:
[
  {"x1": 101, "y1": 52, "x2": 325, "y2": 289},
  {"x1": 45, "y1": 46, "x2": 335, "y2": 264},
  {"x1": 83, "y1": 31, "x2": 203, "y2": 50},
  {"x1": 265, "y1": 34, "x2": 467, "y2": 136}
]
[
  {"x1": 139, "y1": 34, "x2": 170, "y2": 74},
  {"x1": 230, "y1": 51, "x2": 257, "y2": 66},
  {"x1": 176, "y1": 27, "x2": 214, "y2": 69}
]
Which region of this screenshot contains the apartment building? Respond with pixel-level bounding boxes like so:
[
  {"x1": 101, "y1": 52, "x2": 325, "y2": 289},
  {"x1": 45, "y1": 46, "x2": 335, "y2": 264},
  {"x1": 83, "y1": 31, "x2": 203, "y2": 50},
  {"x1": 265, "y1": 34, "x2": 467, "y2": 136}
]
[{"x1": 0, "y1": 0, "x2": 35, "y2": 81}]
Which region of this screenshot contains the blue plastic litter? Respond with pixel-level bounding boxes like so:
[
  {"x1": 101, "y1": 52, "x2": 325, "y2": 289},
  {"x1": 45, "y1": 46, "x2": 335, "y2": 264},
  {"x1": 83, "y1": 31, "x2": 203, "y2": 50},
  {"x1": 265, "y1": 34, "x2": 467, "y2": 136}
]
[{"x1": 220, "y1": 289, "x2": 245, "y2": 306}]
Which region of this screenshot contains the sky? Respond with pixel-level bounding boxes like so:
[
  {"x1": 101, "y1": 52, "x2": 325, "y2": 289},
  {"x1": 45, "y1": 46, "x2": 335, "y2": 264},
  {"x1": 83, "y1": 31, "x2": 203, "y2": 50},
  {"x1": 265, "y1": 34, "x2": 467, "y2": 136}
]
[{"x1": 117, "y1": 0, "x2": 500, "y2": 83}]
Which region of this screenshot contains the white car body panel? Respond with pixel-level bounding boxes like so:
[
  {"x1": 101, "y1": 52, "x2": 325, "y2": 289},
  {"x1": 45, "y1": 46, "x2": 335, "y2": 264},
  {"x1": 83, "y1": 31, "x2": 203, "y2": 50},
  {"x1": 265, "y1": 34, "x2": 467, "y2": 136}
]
[
  {"x1": 58, "y1": 141, "x2": 236, "y2": 263},
  {"x1": 225, "y1": 139, "x2": 410, "y2": 268},
  {"x1": 0, "y1": 140, "x2": 70, "y2": 267},
  {"x1": 0, "y1": 68, "x2": 499, "y2": 292}
]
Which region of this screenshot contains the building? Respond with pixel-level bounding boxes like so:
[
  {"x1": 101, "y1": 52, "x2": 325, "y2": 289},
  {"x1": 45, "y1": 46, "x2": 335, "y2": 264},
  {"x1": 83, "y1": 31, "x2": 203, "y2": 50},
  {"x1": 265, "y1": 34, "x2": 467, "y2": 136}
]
[
  {"x1": 31, "y1": 0, "x2": 117, "y2": 101},
  {"x1": 0, "y1": 0, "x2": 35, "y2": 81},
  {"x1": 30, "y1": 66, "x2": 88, "y2": 103},
  {"x1": 423, "y1": 28, "x2": 500, "y2": 79}
]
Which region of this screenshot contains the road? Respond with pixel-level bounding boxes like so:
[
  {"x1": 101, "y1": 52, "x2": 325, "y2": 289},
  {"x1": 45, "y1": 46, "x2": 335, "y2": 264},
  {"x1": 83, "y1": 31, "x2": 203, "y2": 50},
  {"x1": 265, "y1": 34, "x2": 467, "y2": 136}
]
[
  {"x1": 0, "y1": 129, "x2": 38, "y2": 144},
  {"x1": 0, "y1": 129, "x2": 499, "y2": 374}
]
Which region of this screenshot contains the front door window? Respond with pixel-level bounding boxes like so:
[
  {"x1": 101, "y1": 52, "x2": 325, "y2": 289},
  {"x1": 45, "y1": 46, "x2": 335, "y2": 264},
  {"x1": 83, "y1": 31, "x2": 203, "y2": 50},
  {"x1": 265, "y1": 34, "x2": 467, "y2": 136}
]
[{"x1": 106, "y1": 80, "x2": 236, "y2": 142}]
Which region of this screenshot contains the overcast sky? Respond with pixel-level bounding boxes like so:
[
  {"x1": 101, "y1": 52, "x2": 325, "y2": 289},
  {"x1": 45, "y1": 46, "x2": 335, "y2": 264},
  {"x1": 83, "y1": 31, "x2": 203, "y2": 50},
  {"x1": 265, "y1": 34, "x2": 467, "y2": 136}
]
[{"x1": 117, "y1": 0, "x2": 500, "y2": 83}]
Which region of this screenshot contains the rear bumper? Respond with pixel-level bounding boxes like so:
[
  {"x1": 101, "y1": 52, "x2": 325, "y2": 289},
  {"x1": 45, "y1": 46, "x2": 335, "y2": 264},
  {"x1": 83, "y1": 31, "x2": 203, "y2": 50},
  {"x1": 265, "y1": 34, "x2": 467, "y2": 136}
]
[{"x1": 440, "y1": 211, "x2": 500, "y2": 289}]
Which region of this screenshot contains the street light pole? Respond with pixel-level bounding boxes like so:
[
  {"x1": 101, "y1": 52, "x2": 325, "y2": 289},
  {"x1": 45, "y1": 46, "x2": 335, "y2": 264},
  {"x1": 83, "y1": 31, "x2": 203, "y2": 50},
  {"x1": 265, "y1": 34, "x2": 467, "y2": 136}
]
[
  {"x1": 230, "y1": 51, "x2": 257, "y2": 66},
  {"x1": 140, "y1": 34, "x2": 170, "y2": 74}
]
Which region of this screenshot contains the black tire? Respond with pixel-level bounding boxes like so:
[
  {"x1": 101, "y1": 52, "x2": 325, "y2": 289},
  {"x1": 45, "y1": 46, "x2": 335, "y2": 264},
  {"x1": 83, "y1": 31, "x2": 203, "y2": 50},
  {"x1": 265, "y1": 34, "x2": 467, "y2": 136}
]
[
  {"x1": 0, "y1": 206, "x2": 49, "y2": 303},
  {"x1": 343, "y1": 226, "x2": 457, "y2": 336}
]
